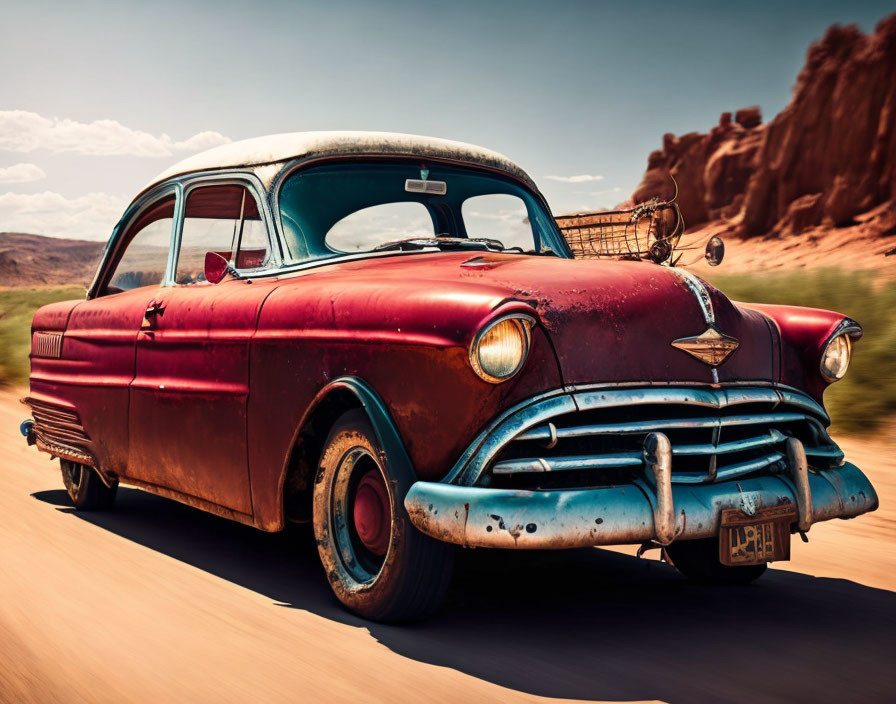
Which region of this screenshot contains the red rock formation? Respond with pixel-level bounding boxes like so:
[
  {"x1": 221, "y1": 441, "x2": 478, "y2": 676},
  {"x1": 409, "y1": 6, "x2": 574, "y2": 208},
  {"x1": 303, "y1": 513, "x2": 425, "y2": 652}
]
[{"x1": 633, "y1": 13, "x2": 896, "y2": 240}]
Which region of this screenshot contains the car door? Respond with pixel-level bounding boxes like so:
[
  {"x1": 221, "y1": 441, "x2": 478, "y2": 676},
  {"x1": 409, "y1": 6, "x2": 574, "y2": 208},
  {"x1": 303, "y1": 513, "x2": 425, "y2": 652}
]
[
  {"x1": 127, "y1": 179, "x2": 276, "y2": 515},
  {"x1": 61, "y1": 190, "x2": 178, "y2": 477}
]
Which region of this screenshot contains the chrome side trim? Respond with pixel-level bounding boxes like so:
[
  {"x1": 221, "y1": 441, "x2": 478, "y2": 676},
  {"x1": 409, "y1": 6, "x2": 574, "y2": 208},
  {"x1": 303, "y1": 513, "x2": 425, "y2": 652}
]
[{"x1": 669, "y1": 268, "x2": 715, "y2": 326}]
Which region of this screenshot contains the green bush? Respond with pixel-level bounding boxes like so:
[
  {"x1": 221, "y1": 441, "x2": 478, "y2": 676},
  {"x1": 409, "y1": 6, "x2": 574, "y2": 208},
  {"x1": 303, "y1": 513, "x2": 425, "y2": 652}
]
[
  {"x1": 708, "y1": 269, "x2": 896, "y2": 434},
  {"x1": 0, "y1": 287, "x2": 84, "y2": 386}
]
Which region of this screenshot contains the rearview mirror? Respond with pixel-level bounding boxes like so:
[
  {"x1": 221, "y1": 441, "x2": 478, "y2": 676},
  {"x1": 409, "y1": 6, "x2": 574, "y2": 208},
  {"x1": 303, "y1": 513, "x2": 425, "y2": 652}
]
[
  {"x1": 204, "y1": 251, "x2": 230, "y2": 284},
  {"x1": 705, "y1": 236, "x2": 725, "y2": 267}
]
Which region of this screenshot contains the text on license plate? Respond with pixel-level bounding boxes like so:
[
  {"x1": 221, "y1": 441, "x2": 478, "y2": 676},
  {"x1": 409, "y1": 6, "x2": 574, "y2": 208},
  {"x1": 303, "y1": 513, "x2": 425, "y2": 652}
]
[
  {"x1": 728, "y1": 522, "x2": 777, "y2": 563},
  {"x1": 719, "y1": 504, "x2": 796, "y2": 566}
]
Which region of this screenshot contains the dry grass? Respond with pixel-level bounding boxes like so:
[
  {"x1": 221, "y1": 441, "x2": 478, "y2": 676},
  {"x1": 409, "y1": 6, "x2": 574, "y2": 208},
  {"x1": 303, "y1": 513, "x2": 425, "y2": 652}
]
[
  {"x1": 709, "y1": 268, "x2": 896, "y2": 434},
  {"x1": 0, "y1": 287, "x2": 84, "y2": 384}
]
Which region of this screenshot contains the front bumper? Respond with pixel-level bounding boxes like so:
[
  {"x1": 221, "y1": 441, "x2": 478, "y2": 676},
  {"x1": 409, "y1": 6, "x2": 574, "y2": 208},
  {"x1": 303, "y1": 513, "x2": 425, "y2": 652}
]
[{"x1": 405, "y1": 454, "x2": 878, "y2": 550}]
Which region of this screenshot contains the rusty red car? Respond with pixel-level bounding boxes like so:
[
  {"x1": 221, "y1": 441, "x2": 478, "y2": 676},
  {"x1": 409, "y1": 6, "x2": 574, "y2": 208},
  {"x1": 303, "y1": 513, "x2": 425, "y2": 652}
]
[{"x1": 22, "y1": 132, "x2": 878, "y2": 621}]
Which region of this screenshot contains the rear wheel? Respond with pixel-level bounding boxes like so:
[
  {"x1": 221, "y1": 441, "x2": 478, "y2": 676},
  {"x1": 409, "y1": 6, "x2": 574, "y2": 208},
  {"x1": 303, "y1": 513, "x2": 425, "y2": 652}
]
[
  {"x1": 313, "y1": 410, "x2": 454, "y2": 622},
  {"x1": 664, "y1": 537, "x2": 768, "y2": 585},
  {"x1": 61, "y1": 459, "x2": 117, "y2": 511}
]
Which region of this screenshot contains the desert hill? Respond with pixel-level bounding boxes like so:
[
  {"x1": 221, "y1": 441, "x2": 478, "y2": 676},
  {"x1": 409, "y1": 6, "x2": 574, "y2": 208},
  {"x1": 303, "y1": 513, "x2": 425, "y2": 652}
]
[
  {"x1": 3, "y1": 15, "x2": 896, "y2": 288},
  {"x1": 632, "y1": 13, "x2": 896, "y2": 277},
  {"x1": 0, "y1": 233, "x2": 104, "y2": 288}
]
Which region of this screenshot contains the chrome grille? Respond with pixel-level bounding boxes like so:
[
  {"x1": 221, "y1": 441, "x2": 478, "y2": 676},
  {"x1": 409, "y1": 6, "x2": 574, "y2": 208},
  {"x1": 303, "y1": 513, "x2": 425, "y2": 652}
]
[
  {"x1": 462, "y1": 387, "x2": 842, "y2": 489},
  {"x1": 31, "y1": 331, "x2": 63, "y2": 358},
  {"x1": 26, "y1": 398, "x2": 93, "y2": 463}
]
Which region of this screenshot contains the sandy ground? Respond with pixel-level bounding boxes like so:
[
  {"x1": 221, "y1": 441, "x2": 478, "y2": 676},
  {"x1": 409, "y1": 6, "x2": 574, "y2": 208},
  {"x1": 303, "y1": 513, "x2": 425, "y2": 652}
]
[
  {"x1": 1, "y1": 388, "x2": 894, "y2": 704},
  {"x1": 684, "y1": 217, "x2": 896, "y2": 282}
]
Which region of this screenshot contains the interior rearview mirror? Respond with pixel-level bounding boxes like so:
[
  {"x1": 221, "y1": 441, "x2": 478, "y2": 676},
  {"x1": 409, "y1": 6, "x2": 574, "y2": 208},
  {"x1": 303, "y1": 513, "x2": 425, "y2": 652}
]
[
  {"x1": 705, "y1": 236, "x2": 725, "y2": 267},
  {"x1": 204, "y1": 251, "x2": 230, "y2": 284}
]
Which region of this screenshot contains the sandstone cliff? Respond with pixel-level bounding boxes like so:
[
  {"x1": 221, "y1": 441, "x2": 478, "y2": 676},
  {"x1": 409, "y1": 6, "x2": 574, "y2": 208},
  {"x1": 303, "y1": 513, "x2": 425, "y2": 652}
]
[{"x1": 633, "y1": 13, "x2": 896, "y2": 244}]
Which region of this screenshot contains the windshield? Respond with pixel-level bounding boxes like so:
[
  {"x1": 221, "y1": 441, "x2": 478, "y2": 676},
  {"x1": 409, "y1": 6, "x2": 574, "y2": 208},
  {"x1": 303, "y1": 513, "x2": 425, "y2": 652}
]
[{"x1": 277, "y1": 161, "x2": 568, "y2": 263}]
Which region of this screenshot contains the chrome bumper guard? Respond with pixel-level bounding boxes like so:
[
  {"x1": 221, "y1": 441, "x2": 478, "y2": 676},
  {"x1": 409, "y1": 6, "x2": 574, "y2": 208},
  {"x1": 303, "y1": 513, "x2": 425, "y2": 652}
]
[{"x1": 405, "y1": 434, "x2": 878, "y2": 550}]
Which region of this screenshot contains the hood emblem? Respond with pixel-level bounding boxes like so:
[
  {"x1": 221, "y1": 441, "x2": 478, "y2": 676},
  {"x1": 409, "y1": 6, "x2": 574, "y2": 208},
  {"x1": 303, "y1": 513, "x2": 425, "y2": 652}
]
[
  {"x1": 740, "y1": 492, "x2": 759, "y2": 517},
  {"x1": 671, "y1": 327, "x2": 739, "y2": 366}
]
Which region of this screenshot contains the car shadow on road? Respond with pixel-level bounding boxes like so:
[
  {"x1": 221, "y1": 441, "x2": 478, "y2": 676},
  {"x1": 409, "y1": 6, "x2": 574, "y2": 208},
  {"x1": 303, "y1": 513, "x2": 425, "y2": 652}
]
[{"x1": 33, "y1": 487, "x2": 896, "y2": 703}]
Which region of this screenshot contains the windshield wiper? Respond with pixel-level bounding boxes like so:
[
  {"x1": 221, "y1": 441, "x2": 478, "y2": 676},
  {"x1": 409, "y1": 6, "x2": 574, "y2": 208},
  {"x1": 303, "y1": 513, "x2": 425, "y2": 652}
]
[{"x1": 374, "y1": 237, "x2": 506, "y2": 253}]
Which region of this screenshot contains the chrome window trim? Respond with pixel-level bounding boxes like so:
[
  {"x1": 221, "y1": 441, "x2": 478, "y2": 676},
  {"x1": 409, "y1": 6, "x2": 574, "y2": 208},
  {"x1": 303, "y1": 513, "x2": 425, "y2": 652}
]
[
  {"x1": 172, "y1": 170, "x2": 283, "y2": 281},
  {"x1": 123, "y1": 155, "x2": 571, "y2": 283},
  {"x1": 88, "y1": 183, "x2": 181, "y2": 299},
  {"x1": 268, "y1": 154, "x2": 572, "y2": 267}
]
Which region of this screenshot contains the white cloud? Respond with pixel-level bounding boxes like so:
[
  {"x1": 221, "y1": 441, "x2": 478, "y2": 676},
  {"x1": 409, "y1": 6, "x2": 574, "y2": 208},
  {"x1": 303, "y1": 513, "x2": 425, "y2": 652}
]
[
  {"x1": 545, "y1": 173, "x2": 605, "y2": 184},
  {"x1": 327, "y1": 203, "x2": 433, "y2": 251},
  {"x1": 0, "y1": 110, "x2": 230, "y2": 157},
  {"x1": 573, "y1": 186, "x2": 622, "y2": 196},
  {"x1": 0, "y1": 162, "x2": 46, "y2": 184},
  {"x1": 0, "y1": 190, "x2": 127, "y2": 240}
]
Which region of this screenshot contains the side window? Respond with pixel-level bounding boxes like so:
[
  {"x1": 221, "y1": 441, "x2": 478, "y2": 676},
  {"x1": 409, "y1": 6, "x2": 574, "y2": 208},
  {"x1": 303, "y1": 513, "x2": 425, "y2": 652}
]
[
  {"x1": 326, "y1": 202, "x2": 434, "y2": 252},
  {"x1": 176, "y1": 184, "x2": 269, "y2": 284},
  {"x1": 105, "y1": 195, "x2": 175, "y2": 295},
  {"x1": 462, "y1": 194, "x2": 536, "y2": 251}
]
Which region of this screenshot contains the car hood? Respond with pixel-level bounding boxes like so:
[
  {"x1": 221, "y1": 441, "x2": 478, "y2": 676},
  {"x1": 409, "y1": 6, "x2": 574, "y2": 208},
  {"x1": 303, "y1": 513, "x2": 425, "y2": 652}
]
[{"x1": 288, "y1": 251, "x2": 779, "y2": 387}]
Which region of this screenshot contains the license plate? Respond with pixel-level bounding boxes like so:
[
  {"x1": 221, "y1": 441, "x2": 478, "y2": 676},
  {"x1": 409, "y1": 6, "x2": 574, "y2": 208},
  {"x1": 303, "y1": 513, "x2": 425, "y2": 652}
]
[{"x1": 719, "y1": 503, "x2": 796, "y2": 566}]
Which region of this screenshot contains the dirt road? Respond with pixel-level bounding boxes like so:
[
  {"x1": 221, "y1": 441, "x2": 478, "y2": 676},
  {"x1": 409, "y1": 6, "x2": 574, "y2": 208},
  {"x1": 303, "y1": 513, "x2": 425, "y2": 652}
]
[{"x1": 1, "y1": 390, "x2": 894, "y2": 703}]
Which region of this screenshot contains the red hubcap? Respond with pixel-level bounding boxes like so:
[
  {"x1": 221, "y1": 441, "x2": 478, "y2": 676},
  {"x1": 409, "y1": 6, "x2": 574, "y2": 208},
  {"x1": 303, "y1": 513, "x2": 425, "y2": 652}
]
[{"x1": 352, "y1": 469, "x2": 390, "y2": 556}]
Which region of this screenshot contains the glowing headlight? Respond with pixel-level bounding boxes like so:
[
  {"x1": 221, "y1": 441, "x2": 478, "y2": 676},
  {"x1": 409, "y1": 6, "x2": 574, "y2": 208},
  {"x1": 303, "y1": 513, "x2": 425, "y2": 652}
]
[
  {"x1": 470, "y1": 316, "x2": 532, "y2": 383},
  {"x1": 820, "y1": 333, "x2": 852, "y2": 382}
]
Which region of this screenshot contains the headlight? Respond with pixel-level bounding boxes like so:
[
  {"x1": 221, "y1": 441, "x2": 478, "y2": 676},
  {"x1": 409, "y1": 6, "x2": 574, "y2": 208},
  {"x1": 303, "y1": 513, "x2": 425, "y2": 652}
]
[
  {"x1": 820, "y1": 333, "x2": 852, "y2": 382},
  {"x1": 469, "y1": 316, "x2": 533, "y2": 383}
]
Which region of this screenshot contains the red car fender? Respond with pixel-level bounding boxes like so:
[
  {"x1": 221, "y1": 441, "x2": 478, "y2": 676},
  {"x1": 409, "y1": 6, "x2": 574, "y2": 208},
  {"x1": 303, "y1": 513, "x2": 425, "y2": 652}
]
[{"x1": 737, "y1": 302, "x2": 861, "y2": 401}]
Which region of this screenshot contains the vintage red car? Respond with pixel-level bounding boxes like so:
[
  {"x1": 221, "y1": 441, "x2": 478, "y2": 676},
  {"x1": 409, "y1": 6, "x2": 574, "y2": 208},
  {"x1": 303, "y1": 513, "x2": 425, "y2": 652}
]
[{"x1": 22, "y1": 132, "x2": 878, "y2": 621}]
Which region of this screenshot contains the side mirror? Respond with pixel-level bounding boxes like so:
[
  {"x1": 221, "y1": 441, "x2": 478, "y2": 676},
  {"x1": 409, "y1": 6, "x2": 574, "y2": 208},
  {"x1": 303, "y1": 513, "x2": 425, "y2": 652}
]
[
  {"x1": 705, "y1": 236, "x2": 725, "y2": 267},
  {"x1": 204, "y1": 251, "x2": 230, "y2": 284}
]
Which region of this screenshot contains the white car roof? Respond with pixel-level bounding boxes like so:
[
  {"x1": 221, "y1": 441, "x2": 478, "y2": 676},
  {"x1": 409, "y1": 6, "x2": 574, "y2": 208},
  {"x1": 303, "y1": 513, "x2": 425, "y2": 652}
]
[{"x1": 144, "y1": 131, "x2": 537, "y2": 193}]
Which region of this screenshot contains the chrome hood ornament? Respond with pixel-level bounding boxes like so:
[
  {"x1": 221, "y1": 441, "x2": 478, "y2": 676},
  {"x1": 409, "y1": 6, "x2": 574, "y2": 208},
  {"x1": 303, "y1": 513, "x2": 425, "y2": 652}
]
[{"x1": 671, "y1": 327, "x2": 739, "y2": 366}]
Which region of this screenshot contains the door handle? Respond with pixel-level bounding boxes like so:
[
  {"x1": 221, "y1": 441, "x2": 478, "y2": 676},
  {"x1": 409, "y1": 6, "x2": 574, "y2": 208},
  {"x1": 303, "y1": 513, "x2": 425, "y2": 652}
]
[
  {"x1": 145, "y1": 300, "x2": 166, "y2": 317},
  {"x1": 141, "y1": 300, "x2": 166, "y2": 331}
]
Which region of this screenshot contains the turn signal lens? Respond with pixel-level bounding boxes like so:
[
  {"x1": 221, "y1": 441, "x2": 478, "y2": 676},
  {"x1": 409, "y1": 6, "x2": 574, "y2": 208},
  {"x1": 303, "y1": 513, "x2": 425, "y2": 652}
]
[
  {"x1": 820, "y1": 334, "x2": 852, "y2": 382},
  {"x1": 470, "y1": 317, "x2": 532, "y2": 383}
]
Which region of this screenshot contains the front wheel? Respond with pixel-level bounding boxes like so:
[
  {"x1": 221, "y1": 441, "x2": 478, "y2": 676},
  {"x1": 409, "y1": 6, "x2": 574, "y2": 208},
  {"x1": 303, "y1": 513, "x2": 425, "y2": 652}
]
[
  {"x1": 313, "y1": 410, "x2": 454, "y2": 622},
  {"x1": 61, "y1": 459, "x2": 117, "y2": 511},
  {"x1": 664, "y1": 537, "x2": 768, "y2": 585}
]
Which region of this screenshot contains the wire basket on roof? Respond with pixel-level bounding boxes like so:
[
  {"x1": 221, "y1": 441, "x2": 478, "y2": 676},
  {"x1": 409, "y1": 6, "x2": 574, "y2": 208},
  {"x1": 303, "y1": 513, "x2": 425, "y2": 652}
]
[{"x1": 555, "y1": 180, "x2": 686, "y2": 264}]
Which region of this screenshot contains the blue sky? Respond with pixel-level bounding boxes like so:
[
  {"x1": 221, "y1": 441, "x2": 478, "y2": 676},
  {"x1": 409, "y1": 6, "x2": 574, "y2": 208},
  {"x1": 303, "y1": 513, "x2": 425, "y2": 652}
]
[{"x1": 0, "y1": 0, "x2": 892, "y2": 239}]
